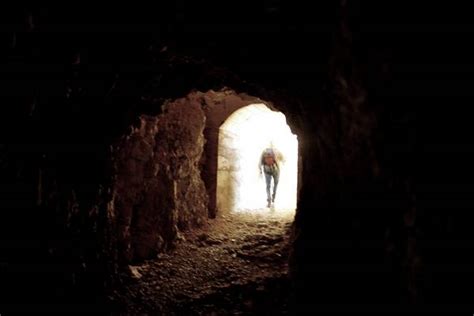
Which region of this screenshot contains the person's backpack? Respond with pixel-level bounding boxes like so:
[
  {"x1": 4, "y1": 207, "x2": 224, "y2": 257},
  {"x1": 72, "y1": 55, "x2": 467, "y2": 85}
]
[
  {"x1": 263, "y1": 149, "x2": 276, "y2": 166},
  {"x1": 264, "y1": 153, "x2": 275, "y2": 165}
]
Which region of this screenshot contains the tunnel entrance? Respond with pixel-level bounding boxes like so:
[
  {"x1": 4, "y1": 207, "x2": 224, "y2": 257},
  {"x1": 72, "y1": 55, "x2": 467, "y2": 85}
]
[{"x1": 216, "y1": 103, "x2": 298, "y2": 215}]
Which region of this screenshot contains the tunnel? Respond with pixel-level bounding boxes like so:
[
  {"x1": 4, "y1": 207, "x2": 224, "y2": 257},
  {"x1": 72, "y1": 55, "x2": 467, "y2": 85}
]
[{"x1": 1, "y1": 2, "x2": 473, "y2": 315}]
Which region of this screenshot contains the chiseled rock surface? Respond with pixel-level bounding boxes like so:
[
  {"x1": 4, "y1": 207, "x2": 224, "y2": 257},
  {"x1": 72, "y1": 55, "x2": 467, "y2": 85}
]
[{"x1": 113, "y1": 96, "x2": 208, "y2": 262}]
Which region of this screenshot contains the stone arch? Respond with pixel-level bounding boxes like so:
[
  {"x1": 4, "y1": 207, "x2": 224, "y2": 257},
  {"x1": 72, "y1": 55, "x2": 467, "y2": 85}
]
[
  {"x1": 199, "y1": 89, "x2": 301, "y2": 218},
  {"x1": 216, "y1": 103, "x2": 298, "y2": 213}
]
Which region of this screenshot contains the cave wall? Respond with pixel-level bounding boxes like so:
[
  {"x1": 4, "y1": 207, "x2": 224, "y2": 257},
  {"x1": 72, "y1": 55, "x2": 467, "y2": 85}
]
[
  {"x1": 113, "y1": 96, "x2": 208, "y2": 262},
  {"x1": 285, "y1": 2, "x2": 474, "y2": 313},
  {"x1": 284, "y1": 3, "x2": 404, "y2": 310}
]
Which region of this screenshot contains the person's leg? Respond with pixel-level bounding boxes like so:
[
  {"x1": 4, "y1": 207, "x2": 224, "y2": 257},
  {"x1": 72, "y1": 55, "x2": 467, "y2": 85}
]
[
  {"x1": 264, "y1": 172, "x2": 272, "y2": 206},
  {"x1": 272, "y1": 170, "x2": 280, "y2": 203}
]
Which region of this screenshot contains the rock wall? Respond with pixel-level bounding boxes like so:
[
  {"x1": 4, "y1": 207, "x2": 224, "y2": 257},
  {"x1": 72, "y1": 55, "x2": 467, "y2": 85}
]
[
  {"x1": 286, "y1": 2, "x2": 417, "y2": 311},
  {"x1": 113, "y1": 96, "x2": 208, "y2": 262},
  {"x1": 215, "y1": 128, "x2": 239, "y2": 213}
]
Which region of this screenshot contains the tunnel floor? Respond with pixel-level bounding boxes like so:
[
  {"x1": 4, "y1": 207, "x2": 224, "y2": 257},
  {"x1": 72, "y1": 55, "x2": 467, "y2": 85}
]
[{"x1": 108, "y1": 210, "x2": 293, "y2": 315}]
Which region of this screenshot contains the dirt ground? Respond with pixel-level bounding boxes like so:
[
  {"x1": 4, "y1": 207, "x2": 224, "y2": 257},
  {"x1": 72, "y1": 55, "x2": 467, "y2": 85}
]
[{"x1": 107, "y1": 208, "x2": 295, "y2": 315}]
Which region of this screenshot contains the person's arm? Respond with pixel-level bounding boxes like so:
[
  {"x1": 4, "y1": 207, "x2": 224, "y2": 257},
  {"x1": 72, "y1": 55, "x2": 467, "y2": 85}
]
[{"x1": 275, "y1": 149, "x2": 284, "y2": 166}]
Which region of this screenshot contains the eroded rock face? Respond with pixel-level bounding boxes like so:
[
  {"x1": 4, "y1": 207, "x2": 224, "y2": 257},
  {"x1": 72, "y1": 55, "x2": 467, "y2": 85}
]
[
  {"x1": 113, "y1": 96, "x2": 208, "y2": 262},
  {"x1": 156, "y1": 96, "x2": 208, "y2": 231}
]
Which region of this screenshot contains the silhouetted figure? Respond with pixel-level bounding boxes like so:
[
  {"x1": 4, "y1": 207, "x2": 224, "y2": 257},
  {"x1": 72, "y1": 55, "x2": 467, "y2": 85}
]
[{"x1": 260, "y1": 147, "x2": 280, "y2": 207}]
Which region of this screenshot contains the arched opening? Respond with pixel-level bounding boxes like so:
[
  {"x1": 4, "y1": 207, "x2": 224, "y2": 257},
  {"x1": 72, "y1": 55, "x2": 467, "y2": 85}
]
[{"x1": 217, "y1": 103, "x2": 298, "y2": 215}]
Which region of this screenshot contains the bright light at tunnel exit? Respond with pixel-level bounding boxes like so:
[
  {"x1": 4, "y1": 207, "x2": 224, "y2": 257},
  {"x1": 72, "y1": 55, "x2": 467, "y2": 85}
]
[{"x1": 217, "y1": 103, "x2": 298, "y2": 215}]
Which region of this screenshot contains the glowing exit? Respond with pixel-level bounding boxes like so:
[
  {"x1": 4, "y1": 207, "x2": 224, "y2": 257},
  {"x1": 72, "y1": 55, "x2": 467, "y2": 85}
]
[{"x1": 217, "y1": 103, "x2": 298, "y2": 214}]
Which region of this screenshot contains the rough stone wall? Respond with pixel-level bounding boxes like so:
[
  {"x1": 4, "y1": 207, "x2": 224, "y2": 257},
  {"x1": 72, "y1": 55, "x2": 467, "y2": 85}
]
[
  {"x1": 216, "y1": 128, "x2": 239, "y2": 213},
  {"x1": 113, "y1": 116, "x2": 160, "y2": 262},
  {"x1": 155, "y1": 96, "x2": 208, "y2": 232},
  {"x1": 286, "y1": 2, "x2": 418, "y2": 311},
  {"x1": 113, "y1": 95, "x2": 208, "y2": 262}
]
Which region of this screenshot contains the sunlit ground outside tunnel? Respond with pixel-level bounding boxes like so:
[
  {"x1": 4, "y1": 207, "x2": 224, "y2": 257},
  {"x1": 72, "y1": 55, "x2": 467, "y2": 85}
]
[{"x1": 217, "y1": 103, "x2": 298, "y2": 217}]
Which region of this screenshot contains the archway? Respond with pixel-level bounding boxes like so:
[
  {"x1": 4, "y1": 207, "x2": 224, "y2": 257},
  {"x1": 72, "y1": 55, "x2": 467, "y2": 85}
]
[{"x1": 217, "y1": 103, "x2": 298, "y2": 214}]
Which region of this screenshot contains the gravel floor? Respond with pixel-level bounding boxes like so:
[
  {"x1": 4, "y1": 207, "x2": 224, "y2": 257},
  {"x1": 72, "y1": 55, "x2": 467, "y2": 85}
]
[{"x1": 108, "y1": 208, "x2": 295, "y2": 315}]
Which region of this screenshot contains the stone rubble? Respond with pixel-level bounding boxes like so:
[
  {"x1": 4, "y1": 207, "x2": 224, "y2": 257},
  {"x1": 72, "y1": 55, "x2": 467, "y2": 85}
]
[{"x1": 108, "y1": 209, "x2": 294, "y2": 315}]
